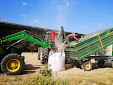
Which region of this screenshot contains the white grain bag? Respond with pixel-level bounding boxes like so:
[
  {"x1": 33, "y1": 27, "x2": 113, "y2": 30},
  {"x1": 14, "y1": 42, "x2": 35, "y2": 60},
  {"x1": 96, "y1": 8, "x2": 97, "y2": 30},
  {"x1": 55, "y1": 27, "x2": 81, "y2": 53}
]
[{"x1": 48, "y1": 49, "x2": 65, "y2": 72}]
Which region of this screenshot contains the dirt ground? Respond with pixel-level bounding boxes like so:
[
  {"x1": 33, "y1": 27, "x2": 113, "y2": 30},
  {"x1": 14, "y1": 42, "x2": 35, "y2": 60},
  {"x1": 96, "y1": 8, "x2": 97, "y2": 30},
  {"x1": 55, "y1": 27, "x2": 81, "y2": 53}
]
[{"x1": 1, "y1": 52, "x2": 113, "y2": 85}]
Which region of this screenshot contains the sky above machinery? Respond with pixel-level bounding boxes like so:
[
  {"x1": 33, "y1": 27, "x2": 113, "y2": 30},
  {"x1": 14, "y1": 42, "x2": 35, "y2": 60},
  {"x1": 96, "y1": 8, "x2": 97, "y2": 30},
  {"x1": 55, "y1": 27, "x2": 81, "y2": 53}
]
[{"x1": 0, "y1": 0, "x2": 113, "y2": 34}]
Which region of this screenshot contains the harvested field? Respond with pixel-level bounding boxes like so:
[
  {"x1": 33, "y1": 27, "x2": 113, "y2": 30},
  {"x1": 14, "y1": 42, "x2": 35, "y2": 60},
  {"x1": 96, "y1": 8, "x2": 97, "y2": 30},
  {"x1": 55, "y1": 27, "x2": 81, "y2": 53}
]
[{"x1": 0, "y1": 52, "x2": 113, "y2": 85}]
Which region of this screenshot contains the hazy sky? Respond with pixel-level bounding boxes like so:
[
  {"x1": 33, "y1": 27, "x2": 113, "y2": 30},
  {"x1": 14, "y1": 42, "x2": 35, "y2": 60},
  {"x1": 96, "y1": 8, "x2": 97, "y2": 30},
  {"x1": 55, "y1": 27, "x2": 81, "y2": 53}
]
[{"x1": 0, "y1": 0, "x2": 113, "y2": 34}]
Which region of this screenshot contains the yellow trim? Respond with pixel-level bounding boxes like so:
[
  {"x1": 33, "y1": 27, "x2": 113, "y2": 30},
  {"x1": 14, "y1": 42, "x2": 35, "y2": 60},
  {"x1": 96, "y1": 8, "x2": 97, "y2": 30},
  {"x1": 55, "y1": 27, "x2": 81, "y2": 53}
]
[
  {"x1": 6, "y1": 59, "x2": 20, "y2": 72},
  {"x1": 98, "y1": 34, "x2": 103, "y2": 48}
]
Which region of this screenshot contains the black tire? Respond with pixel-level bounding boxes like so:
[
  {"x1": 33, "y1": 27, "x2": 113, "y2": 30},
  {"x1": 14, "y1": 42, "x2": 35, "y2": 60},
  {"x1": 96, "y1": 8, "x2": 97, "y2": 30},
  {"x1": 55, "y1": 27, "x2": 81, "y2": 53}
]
[
  {"x1": 65, "y1": 58, "x2": 73, "y2": 64},
  {"x1": 98, "y1": 60, "x2": 105, "y2": 68},
  {"x1": 38, "y1": 47, "x2": 40, "y2": 60},
  {"x1": 81, "y1": 61, "x2": 93, "y2": 71},
  {"x1": 40, "y1": 48, "x2": 49, "y2": 64},
  {"x1": 111, "y1": 62, "x2": 113, "y2": 68},
  {"x1": 1, "y1": 53, "x2": 24, "y2": 75},
  {"x1": 65, "y1": 58, "x2": 68, "y2": 64},
  {"x1": 74, "y1": 61, "x2": 81, "y2": 68}
]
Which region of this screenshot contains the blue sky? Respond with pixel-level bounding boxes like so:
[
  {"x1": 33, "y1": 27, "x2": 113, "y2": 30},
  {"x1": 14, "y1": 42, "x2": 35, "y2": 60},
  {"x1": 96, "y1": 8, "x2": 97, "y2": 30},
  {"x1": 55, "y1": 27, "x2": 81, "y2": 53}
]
[{"x1": 0, "y1": 0, "x2": 113, "y2": 34}]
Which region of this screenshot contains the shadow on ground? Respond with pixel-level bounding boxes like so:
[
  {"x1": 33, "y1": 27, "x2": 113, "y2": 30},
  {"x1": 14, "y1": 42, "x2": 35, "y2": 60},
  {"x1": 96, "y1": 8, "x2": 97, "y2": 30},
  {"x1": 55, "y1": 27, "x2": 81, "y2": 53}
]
[
  {"x1": 0, "y1": 62, "x2": 112, "y2": 74},
  {"x1": 65, "y1": 59, "x2": 75, "y2": 70},
  {"x1": 0, "y1": 69, "x2": 2, "y2": 73},
  {"x1": 0, "y1": 64, "x2": 41, "y2": 74},
  {"x1": 25, "y1": 64, "x2": 40, "y2": 70},
  {"x1": 22, "y1": 64, "x2": 40, "y2": 74},
  {"x1": 93, "y1": 63, "x2": 112, "y2": 70},
  {"x1": 65, "y1": 59, "x2": 113, "y2": 71}
]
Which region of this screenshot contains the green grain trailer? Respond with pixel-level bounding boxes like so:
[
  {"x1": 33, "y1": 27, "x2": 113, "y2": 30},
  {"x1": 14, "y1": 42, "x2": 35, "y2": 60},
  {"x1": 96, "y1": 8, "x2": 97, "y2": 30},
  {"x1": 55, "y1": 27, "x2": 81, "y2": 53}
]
[{"x1": 62, "y1": 27, "x2": 113, "y2": 71}]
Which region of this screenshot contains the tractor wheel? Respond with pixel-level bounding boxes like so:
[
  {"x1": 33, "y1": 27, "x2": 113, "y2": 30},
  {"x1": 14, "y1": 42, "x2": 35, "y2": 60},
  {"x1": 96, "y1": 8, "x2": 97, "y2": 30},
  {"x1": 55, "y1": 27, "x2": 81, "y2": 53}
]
[
  {"x1": 38, "y1": 47, "x2": 40, "y2": 60},
  {"x1": 81, "y1": 61, "x2": 93, "y2": 71},
  {"x1": 98, "y1": 60, "x2": 105, "y2": 68},
  {"x1": 40, "y1": 48, "x2": 49, "y2": 64},
  {"x1": 1, "y1": 53, "x2": 24, "y2": 75}
]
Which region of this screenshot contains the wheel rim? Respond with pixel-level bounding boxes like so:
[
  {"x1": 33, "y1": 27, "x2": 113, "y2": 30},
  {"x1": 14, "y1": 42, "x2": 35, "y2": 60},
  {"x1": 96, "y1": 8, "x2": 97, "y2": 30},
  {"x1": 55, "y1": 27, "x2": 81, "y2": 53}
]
[
  {"x1": 85, "y1": 62, "x2": 91, "y2": 70},
  {"x1": 6, "y1": 59, "x2": 20, "y2": 72}
]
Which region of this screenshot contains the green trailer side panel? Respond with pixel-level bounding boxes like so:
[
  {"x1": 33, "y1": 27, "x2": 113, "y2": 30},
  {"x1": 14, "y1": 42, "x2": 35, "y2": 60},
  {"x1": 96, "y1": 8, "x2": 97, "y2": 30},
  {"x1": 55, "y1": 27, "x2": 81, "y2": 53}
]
[{"x1": 65, "y1": 28, "x2": 113, "y2": 61}]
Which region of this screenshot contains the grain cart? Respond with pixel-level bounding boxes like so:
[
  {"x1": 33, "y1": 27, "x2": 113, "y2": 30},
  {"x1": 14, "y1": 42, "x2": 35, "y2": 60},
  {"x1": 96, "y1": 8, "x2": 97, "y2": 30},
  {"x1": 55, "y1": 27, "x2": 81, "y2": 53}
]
[
  {"x1": 0, "y1": 30, "x2": 54, "y2": 75},
  {"x1": 62, "y1": 26, "x2": 113, "y2": 71}
]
